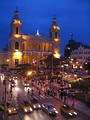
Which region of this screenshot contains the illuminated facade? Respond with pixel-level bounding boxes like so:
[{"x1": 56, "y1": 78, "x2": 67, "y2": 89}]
[{"x1": 0, "y1": 10, "x2": 60, "y2": 68}]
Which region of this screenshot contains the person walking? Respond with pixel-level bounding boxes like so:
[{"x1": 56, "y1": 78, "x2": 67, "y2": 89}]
[{"x1": 38, "y1": 90, "x2": 41, "y2": 95}]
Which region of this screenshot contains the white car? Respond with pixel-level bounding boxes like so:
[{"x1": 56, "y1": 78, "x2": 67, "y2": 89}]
[
  {"x1": 23, "y1": 81, "x2": 29, "y2": 87},
  {"x1": 42, "y1": 103, "x2": 58, "y2": 116}
]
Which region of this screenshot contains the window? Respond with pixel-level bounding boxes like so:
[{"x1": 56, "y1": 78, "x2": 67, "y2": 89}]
[
  {"x1": 44, "y1": 45, "x2": 46, "y2": 51},
  {"x1": 15, "y1": 59, "x2": 19, "y2": 65},
  {"x1": 39, "y1": 45, "x2": 40, "y2": 51},
  {"x1": 23, "y1": 44, "x2": 25, "y2": 50},
  {"x1": 33, "y1": 45, "x2": 36, "y2": 51},
  {"x1": 55, "y1": 32, "x2": 58, "y2": 38},
  {"x1": 50, "y1": 32, "x2": 52, "y2": 38},
  {"x1": 28, "y1": 45, "x2": 30, "y2": 50},
  {"x1": 16, "y1": 27, "x2": 18, "y2": 34},
  {"x1": 15, "y1": 42, "x2": 19, "y2": 49}
]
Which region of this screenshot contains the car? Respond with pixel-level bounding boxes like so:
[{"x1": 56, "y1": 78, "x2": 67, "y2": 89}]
[
  {"x1": 20, "y1": 100, "x2": 33, "y2": 113},
  {"x1": 0, "y1": 102, "x2": 17, "y2": 115},
  {"x1": 30, "y1": 97, "x2": 41, "y2": 109},
  {"x1": 23, "y1": 81, "x2": 29, "y2": 87},
  {"x1": 60, "y1": 104, "x2": 78, "y2": 117},
  {"x1": 42, "y1": 103, "x2": 58, "y2": 116},
  {"x1": 11, "y1": 80, "x2": 16, "y2": 87}
]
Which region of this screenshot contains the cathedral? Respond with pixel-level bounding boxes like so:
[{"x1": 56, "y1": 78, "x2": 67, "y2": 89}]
[{"x1": 0, "y1": 10, "x2": 60, "y2": 68}]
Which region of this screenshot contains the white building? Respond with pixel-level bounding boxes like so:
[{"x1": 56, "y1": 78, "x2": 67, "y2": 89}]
[{"x1": 70, "y1": 45, "x2": 90, "y2": 65}]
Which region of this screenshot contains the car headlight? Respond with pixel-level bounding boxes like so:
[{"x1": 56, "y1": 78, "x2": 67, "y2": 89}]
[
  {"x1": 14, "y1": 108, "x2": 16, "y2": 111},
  {"x1": 49, "y1": 112, "x2": 52, "y2": 114},
  {"x1": 42, "y1": 105, "x2": 45, "y2": 107},
  {"x1": 38, "y1": 105, "x2": 41, "y2": 107},
  {"x1": 30, "y1": 108, "x2": 33, "y2": 111},
  {"x1": 33, "y1": 105, "x2": 36, "y2": 108},
  {"x1": 24, "y1": 109, "x2": 27, "y2": 112},
  {"x1": 9, "y1": 110, "x2": 11, "y2": 113},
  {"x1": 55, "y1": 110, "x2": 58, "y2": 113},
  {"x1": 73, "y1": 112, "x2": 77, "y2": 115},
  {"x1": 69, "y1": 112, "x2": 73, "y2": 116}
]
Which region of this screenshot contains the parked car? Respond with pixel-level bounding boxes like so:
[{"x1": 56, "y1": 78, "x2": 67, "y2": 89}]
[
  {"x1": 20, "y1": 100, "x2": 33, "y2": 113},
  {"x1": 11, "y1": 80, "x2": 16, "y2": 87},
  {"x1": 42, "y1": 103, "x2": 58, "y2": 116},
  {"x1": 60, "y1": 104, "x2": 77, "y2": 117}
]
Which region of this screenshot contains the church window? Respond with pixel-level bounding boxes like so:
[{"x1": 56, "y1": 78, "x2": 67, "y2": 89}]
[
  {"x1": 23, "y1": 43, "x2": 25, "y2": 50},
  {"x1": 28, "y1": 45, "x2": 30, "y2": 50},
  {"x1": 50, "y1": 32, "x2": 52, "y2": 38},
  {"x1": 15, "y1": 42, "x2": 19, "y2": 49},
  {"x1": 55, "y1": 32, "x2": 58, "y2": 38},
  {"x1": 9, "y1": 42, "x2": 11, "y2": 49},
  {"x1": 33, "y1": 45, "x2": 36, "y2": 50},
  {"x1": 16, "y1": 27, "x2": 18, "y2": 34},
  {"x1": 15, "y1": 59, "x2": 19, "y2": 65},
  {"x1": 44, "y1": 45, "x2": 46, "y2": 51},
  {"x1": 39, "y1": 45, "x2": 40, "y2": 51}
]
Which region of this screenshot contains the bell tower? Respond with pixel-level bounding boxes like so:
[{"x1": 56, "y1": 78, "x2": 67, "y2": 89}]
[
  {"x1": 49, "y1": 17, "x2": 60, "y2": 58},
  {"x1": 9, "y1": 9, "x2": 23, "y2": 68},
  {"x1": 10, "y1": 9, "x2": 22, "y2": 37}
]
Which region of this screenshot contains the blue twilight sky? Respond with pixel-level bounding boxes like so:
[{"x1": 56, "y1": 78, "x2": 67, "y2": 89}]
[{"x1": 0, "y1": 0, "x2": 90, "y2": 56}]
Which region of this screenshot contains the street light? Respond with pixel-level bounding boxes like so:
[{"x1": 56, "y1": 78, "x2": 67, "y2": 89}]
[{"x1": 27, "y1": 71, "x2": 32, "y2": 76}]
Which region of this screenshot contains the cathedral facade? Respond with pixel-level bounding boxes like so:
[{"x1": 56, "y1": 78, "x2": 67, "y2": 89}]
[{"x1": 0, "y1": 10, "x2": 61, "y2": 68}]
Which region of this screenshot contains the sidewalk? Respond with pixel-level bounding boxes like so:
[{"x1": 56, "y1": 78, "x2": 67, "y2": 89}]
[{"x1": 67, "y1": 98, "x2": 90, "y2": 118}]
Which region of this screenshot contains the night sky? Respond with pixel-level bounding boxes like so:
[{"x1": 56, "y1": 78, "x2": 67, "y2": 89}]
[{"x1": 0, "y1": 0, "x2": 90, "y2": 56}]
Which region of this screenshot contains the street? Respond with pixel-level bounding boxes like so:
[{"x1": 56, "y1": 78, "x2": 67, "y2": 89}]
[{"x1": 0, "y1": 77, "x2": 90, "y2": 120}]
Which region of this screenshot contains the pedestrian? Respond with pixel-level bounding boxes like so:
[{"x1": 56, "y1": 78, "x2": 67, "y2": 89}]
[
  {"x1": 31, "y1": 89, "x2": 34, "y2": 96},
  {"x1": 38, "y1": 90, "x2": 41, "y2": 95},
  {"x1": 28, "y1": 89, "x2": 30, "y2": 94}
]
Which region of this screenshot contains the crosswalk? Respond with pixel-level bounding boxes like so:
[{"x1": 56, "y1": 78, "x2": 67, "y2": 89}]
[{"x1": 34, "y1": 94, "x2": 53, "y2": 100}]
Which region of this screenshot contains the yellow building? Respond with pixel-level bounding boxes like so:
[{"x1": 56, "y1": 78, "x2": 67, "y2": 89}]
[{"x1": 0, "y1": 10, "x2": 61, "y2": 68}]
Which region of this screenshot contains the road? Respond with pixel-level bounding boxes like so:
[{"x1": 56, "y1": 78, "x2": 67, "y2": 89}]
[{"x1": 0, "y1": 78, "x2": 90, "y2": 120}]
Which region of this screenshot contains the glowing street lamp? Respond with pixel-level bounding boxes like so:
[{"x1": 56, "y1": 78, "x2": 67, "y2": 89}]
[
  {"x1": 27, "y1": 71, "x2": 32, "y2": 76},
  {"x1": 54, "y1": 53, "x2": 60, "y2": 58}
]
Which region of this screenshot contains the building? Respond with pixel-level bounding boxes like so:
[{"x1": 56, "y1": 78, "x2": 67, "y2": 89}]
[
  {"x1": 64, "y1": 33, "x2": 81, "y2": 58},
  {"x1": 0, "y1": 10, "x2": 60, "y2": 69},
  {"x1": 70, "y1": 45, "x2": 90, "y2": 65}
]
